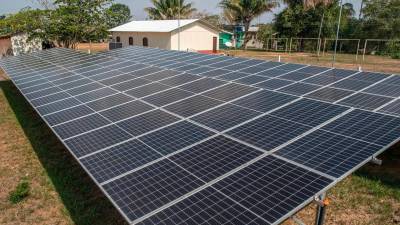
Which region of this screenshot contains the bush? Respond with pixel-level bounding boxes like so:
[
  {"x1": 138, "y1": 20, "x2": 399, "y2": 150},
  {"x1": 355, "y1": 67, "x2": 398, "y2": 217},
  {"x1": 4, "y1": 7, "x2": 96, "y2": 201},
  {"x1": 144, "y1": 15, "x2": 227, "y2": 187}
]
[
  {"x1": 386, "y1": 40, "x2": 400, "y2": 59},
  {"x1": 9, "y1": 179, "x2": 30, "y2": 204}
]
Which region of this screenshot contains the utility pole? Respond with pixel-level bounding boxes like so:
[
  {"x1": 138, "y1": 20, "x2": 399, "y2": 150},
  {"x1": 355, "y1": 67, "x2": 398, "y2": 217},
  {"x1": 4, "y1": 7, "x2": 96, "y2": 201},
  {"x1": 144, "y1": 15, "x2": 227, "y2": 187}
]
[
  {"x1": 332, "y1": 0, "x2": 343, "y2": 68},
  {"x1": 178, "y1": 0, "x2": 181, "y2": 51}
]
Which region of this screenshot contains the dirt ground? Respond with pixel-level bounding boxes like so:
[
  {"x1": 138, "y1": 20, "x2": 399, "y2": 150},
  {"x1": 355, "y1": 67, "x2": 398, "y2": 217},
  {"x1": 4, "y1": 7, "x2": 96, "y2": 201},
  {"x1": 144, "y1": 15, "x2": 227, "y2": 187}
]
[{"x1": 76, "y1": 43, "x2": 109, "y2": 54}]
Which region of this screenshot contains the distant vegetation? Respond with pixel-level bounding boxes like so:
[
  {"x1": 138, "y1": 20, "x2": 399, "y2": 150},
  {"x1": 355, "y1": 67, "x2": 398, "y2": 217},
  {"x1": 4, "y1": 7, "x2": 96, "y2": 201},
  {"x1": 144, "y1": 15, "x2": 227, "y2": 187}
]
[{"x1": 0, "y1": 0, "x2": 131, "y2": 48}]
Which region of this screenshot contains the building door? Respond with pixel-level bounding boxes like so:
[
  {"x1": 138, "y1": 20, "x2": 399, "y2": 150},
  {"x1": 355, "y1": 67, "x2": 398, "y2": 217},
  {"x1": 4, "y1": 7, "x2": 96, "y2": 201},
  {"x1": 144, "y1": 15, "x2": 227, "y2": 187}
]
[
  {"x1": 143, "y1": 37, "x2": 148, "y2": 47},
  {"x1": 213, "y1": 37, "x2": 217, "y2": 53},
  {"x1": 129, "y1": 37, "x2": 133, "y2": 45}
]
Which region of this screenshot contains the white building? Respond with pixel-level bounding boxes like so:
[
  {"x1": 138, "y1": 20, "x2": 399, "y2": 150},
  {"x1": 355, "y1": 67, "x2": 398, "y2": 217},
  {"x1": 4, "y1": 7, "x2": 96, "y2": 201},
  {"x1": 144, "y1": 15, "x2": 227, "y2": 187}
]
[{"x1": 109, "y1": 19, "x2": 220, "y2": 52}]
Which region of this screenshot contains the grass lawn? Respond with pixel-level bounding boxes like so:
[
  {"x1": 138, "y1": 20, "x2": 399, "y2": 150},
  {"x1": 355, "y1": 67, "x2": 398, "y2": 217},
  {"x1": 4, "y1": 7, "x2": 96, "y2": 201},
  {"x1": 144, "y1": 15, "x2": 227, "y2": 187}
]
[{"x1": 0, "y1": 67, "x2": 399, "y2": 225}]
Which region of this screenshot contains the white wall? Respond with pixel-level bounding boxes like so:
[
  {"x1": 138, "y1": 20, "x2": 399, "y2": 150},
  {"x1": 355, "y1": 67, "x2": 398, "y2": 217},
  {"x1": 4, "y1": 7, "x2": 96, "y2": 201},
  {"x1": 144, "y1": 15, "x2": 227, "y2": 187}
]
[
  {"x1": 170, "y1": 22, "x2": 219, "y2": 51},
  {"x1": 111, "y1": 32, "x2": 171, "y2": 49}
]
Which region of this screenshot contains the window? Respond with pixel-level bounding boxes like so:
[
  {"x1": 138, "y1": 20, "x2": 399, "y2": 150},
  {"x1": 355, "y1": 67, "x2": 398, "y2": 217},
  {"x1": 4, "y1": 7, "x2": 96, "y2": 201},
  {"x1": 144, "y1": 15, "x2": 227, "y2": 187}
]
[
  {"x1": 143, "y1": 37, "x2": 148, "y2": 47},
  {"x1": 129, "y1": 37, "x2": 133, "y2": 45},
  {"x1": 116, "y1": 36, "x2": 120, "y2": 43}
]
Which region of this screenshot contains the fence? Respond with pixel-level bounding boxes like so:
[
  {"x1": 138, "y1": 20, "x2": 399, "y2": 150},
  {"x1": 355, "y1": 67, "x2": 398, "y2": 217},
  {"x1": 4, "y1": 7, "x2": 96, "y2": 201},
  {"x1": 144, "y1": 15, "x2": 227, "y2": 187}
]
[{"x1": 229, "y1": 38, "x2": 400, "y2": 74}]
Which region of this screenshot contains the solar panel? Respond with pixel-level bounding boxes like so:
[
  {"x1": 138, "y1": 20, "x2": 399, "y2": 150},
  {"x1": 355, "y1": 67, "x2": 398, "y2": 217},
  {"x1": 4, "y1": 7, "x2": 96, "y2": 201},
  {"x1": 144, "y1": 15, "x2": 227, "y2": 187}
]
[
  {"x1": 2, "y1": 46, "x2": 399, "y2": 225},
  {"x1": 227, "y1": 115, "x2": 311, "y2": 150},
  {"x1": 232, "y1": 90, "x2": 297, "y2": 112},
  {"x1": 117, "y1": 110, "x2": 180, "y2": 137},
  {"x1": 379, "y1": 99, "x2": 400, "y2": 116},
  {"x1": 191, "y1": 104, "x2": 261, "y2": 131},
  {"x1": 275, "y1": 129, "x2": 383, "y2": 178}
]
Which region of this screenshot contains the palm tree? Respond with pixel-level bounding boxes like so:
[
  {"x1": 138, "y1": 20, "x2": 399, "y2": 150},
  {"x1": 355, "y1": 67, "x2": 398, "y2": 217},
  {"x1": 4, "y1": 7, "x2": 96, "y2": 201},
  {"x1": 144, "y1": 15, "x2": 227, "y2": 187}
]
[
  {"x1": 283, "y1": 0, "x2": 335, "y2": 55},
  {"x1": 219, "y1": 0, "x2": 278, "y2": 47},
  {"x1": 145, "y1": 0, "x2": 197, "y2": 20}
]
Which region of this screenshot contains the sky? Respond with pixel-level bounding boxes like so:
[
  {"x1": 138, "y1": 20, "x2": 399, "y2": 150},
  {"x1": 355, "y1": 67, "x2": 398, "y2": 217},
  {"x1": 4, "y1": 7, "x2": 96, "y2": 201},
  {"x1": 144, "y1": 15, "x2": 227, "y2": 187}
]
[{"x1": 0, "y1": 0, "x2": 362, "y2": 23}]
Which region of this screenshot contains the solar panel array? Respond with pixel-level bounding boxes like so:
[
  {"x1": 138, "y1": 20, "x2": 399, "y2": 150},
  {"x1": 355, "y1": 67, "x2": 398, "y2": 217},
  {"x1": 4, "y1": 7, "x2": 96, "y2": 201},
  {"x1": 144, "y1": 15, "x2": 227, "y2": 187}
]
[{"x1": 1, "y1": 46, "x2": 400, "y2": 225}]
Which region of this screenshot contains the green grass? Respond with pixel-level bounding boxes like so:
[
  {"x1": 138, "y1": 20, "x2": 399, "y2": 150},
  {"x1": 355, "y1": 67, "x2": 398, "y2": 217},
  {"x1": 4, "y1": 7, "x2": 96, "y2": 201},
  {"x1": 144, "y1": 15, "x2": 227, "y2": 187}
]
[
  {"x1": 9, "y1": 178, "x2": 30, "y2": 204},
  {"x1": 0, "y1": 80, "x2": 127, "y2": 225}
]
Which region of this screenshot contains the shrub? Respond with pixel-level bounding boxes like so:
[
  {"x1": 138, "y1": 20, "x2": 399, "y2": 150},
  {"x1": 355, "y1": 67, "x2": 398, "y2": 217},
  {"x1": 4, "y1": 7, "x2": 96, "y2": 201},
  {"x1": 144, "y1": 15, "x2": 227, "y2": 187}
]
[{"x1": 9, "y1": 179, "x2": 30, "y2": 204}]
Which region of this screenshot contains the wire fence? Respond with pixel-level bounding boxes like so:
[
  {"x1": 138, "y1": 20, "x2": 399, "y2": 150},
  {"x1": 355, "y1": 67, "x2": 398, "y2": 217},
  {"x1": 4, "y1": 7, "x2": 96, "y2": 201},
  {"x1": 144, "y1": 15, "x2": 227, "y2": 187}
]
[{"x1": 227, "y1": 38, "x2": 400, "y2": 74}]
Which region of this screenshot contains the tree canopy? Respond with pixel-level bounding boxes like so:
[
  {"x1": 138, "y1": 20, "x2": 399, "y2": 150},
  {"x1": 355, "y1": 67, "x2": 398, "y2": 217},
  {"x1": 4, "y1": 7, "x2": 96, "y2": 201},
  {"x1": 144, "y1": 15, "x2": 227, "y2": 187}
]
[
  {"x1": 273, "y1": 0, "x2": 355, "y2": 38},
  {"x1": 0, "y1": 0, "x2": 133, "y2": 48},
  {"x1": 219, "y1": 0, "x2": 278, "y2": 46},
  {"x1": 145, "y1": 0, "x2": 197, "y2": 19},
  {"x1": 106, "y1": 3, "x2": 132, "y2": 28}
]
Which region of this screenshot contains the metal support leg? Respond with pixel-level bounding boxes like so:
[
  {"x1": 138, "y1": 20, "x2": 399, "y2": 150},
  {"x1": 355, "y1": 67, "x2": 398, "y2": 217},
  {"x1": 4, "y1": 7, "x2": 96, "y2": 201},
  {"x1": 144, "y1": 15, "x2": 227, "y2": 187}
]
[{"x1": 315, "y1": 193, "x2": 328, "y2": 225}]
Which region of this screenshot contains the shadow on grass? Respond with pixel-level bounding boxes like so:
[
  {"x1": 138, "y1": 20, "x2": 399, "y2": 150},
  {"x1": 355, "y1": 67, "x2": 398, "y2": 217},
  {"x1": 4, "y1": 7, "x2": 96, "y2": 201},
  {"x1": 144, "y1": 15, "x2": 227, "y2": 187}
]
[
  {"x1": 356, "y1": 142, "x2": 400, "y2": 192},
  {"x1": 0, "y1": 80, "x2": 127, "y2": 225}
]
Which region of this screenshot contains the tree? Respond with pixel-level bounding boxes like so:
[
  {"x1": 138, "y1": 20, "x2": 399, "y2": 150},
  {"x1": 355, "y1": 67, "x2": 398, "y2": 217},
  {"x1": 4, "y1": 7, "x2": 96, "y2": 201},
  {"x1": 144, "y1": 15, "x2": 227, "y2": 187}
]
[
  {"x1": 219, "y1": 0, "x2": 278, "y2": 47},
  {"x1": 190, "y1": 11, "x2": 223, "y2": 28},
  {"x1": 106, "y1": 3, "x2": 132, "y2": 28},
  {"x1": 51, "y1": 0, "x2": 112, "y2": 48},
  {"x1": 274, "y1": 0, "x2": 354, "y2": 38},
  {"x1": 145, "y1": 0, "x2": 197, "y2": 20},
  {"x1": 360, "y1": 0, "x2": 400, "y2": 39}
]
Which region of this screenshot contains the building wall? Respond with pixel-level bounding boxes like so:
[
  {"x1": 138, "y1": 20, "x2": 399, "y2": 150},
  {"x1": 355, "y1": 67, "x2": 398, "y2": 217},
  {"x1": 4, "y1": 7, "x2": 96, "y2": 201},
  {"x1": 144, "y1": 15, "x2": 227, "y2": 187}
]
[
  {"x1": 0, "y1": 37, "x2": 12, "y2": 58},
  {"x1": 111, "y1": 32, "x2": 171, "y2": 49},
  {"x1": 170, "y1": 22, "x2": 219, "y2": 51}
]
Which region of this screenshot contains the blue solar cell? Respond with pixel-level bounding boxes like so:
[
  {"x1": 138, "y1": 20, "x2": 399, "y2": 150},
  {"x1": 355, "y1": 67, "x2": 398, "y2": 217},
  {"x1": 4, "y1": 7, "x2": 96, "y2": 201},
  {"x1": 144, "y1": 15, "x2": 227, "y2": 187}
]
[
  {"x1": 43, "y1": 104, "x2": 94, "y2": 126},
  {"x1": 271, "y1": 99, "x2": 349, "y2": 126},
  {"x1": 213, "y1": 155, "x2": 333, "y2": 224},
  {"x1": 139, "y1": 121, "x2": 215, "y2": 156},
  {"x1": 53, "y1": 113, "x2": 110, "y2": 139},
  {"x1": 338, "y1": 93, "x2": 394, "y2": 110},
  {"x1": 217, "y1": 71, "x2": 251, "y2": 81},
  {"x1": 25, "y1": 87, "x2": 62, "y2": 100},
  {"x1": 102, "y1": 159, "x2": 204, "y2": 221},
  {"x1": 85, "y1": 93, "x2": 134, "y2": 111},
  {"x1": 255, "y1": 78, "x2": 293, "y2": 90},
  {"x1": 203, "y1": 83, "x2": 259, "y2": 102},
  {"x1": 322, "y1": 109, "x2": 400, "y2": 146},
  {"x1": 65, "y1": 125, "x2": 132, "y2": 158},
  {"x1": 142, "y1": 70, "x2": 181, "y2": 81},
  {"x1": 81, "y1": 139, "x2": 163, "y2": 183},
  {"x1": 117, "y1": 110, "x2": 180, "y2": 137},
  {"x1": 379, "y1": 99, "x2": 400, "y2": 116},
  {"x1": 170, "y1": 135, "x2": 263, "y2": 182},
  {"x1": 279, "y1": 83, "x2": 321, "y2": 96},
  {"x1": 99, "y1": 101, "x2": 154, "y2": 122},
  {"x1": 279, "y1": 71, "x2": 317, "y2": 81},
  {"x1": 143, "y1": 88, "x2": 194, "y2": 106},
  {"x1": 111, "y1": 78, "x2": 150, "y2": 91},
  {"x1": 160, "y1": 73, "x2": 201, "y2": 86},
  {"x1": 275, "y1": 129, "x2": 383, "y2": 177},
  {"x1": 200, "y1": 69, "x2": 232, "y2": 77},
  {"x1": 227, "y1": 115, "x2": 311, "y2": 150},
  {"x1": 179, "y1": 78, "x2": 226, "y2": 93},
  {"x1": 233, "y1": 90, "x2": 297, "y2": 112},
  {"x1": 165, "y1": 95, "x2": 224, "y2": 117},
  {"x1": 305, "y1": 87, "x2": 354, "y2": 102},
  {"x1": 235, "y1": 75, "x2": 270, "y2": 85},
  {"x1": 139, "y1": 186, "x2": 266, "y2": 225},
  {"x1": 363, "y1": 83, "x2": 400, "y2": 98},
  {"x1": 74, "y1": 88, "x2": 118, "y2": 103},
  {"x1": 192, "y1": 104, "x2": 261, "y2": 131}
]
